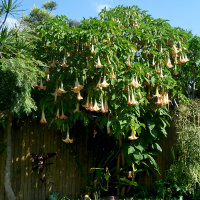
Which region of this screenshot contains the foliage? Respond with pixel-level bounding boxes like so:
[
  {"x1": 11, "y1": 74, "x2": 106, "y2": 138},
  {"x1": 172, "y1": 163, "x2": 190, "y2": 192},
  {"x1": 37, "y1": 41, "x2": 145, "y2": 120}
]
[
  {"x1": 156, "y1": 100, "x2": 200, "y2": 199},
  {"x1": 42, "y1": 1, "x2": 57, "y2": 12},
  {"x1": 31, "y1": 5, "x2": 191, "y2": 196}
]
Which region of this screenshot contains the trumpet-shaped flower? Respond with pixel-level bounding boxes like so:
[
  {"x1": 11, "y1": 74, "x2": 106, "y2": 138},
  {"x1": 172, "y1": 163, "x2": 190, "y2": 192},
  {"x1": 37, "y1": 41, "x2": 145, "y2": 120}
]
[
  {"x1": 93, "y1": 99, "x2": 100, "y2": 112},
  {"x1": 72, "y1": 78, "x2": 84, "y2": 93},
  {"x1": 55, "y1": 108, "x2": 60, "y2": 120},
  {"x1": 46, "y1": 74, "x2": 50, "y2": 82},
  {"x1": 60, "y1": 108, "x2": 68, "y2": 120},
  {"x1": 91, "y1": 44, "x2": 95, "y2": 55},
  {"x1": 62, "y1": 126, "x2": 73, "y2": 144},
  {"x1": 38, "y1": 79, "x2": 46, "y2": 91},
  {"x1": 96, "y1": 56, "x2": 103, "y2": 68},
  {"x1": 166, "y1": 56, "x2": 173, "y2": 68},
  {"x1": 173, "y1": 65, "x2": 178, "y2": 76},
  {"x1": 73, "y1": 103, "x2": 80, "y2": 113},
  {"x1": 127, "y1": 56, "x2": 131, "y2": 68},
  {"x1": 57, "y1": 82, "x2": 66, "y2": 94},
  {"x1": 61, "y1": 56, "x2": 68, "y2": 67},
  {"x1": 100, "y1": 76, "x2": 110, "y2": 88},
  {"x1": 156, "y1": 65, "x2": 161, "y2": 74},
  {"x1": 77, "y1": 91, "x2": 83, "y2": 101},
  {"x1": 111, "y1": 67, "x2": 116, "y2": 79},
  {"x1": 152, "y1": 57, "x2": 155, "y2": 67},
  {"x1": 83, "y1": 95, "x2": 90, "y2": 110},
  {"x1": 159, "y1": 68, "x2": 164, "y2": 78},
  {"x1": 153, "y1": 87, "x2": 161, "y2": 98},
  {"x1": 131, "y1": 77, "x2": 141, "y2": 88},
  {"x1": 40, "y1": 109, "x2": 47, "y2": 124},
  {"x1": 128, "y1": 130, "x2": 138, "y2": 141}
]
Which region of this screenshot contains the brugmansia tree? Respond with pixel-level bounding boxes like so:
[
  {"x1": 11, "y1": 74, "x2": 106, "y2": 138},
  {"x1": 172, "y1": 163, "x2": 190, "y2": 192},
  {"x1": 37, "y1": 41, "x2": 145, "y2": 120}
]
[{"x1": 33, "y1": 5, "x2": 190, "y2": 197}]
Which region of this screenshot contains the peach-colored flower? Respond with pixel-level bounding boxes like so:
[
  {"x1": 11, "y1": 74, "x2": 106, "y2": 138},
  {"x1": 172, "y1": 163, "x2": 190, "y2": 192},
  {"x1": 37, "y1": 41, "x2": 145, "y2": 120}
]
[
  {"x1": 89, "y1": 99, "x2": 94, "y2": 111},
  {"x1": 153, "y1": 87, "x2": 161, "y2": 98},
  {"x1": 93, "y1": 99, "x2": 100, "y2": 112},
  {"x1": 57, "y1": 82, "x2": 66, "y2": 94},
  {"x1": 152, "y1": 57, "x2": 155, "y2": 67},
  {"x1": 156, "y1": 65, "x2": 161, "y2": 74},
  {"x1": 83, "y1": 95, "x2": 90, "y2": 110},
  {"x1": 55, "y1": 108, "x2": 60, "y2": 120},
  {"x1": 77, "y1": 91, "x2": 83, "y2": 101},
  {"x1": 96, "y1": 56, "x2": 103, "y2": 68},
  {"x1": 131, "y1": 77, "x2": 141, "y2": 88},
  {"x1": 128, "y1": 130, "x2": 138, "y2": 141},
  {"x1": 91, "y1": 44, "x2": 95, "y2": 55},
  {"x1": 62, "y1": 132, "x2": 73, "y2": 144},
  {"x1": 60, "y1": 108, "x2": 68, "y2": 120},
  {"x1": 159, "y1": 68, "x2": 164, "y2": 78},
  {"x1": 73, "y1": 103, "x2": 80, "y2": 113},
  {"x1": 131, "y1": 92, "x2": 138, "y2": 105},
  {"x1": 100, "y1": 76, "x2": 110, "y2": 88},
  {"x1": 72, "y1": 78, "x2": 84, "y2": 93},
  {"x1": 174, "y1": 57, "x2": 178, "y2": 65},
  {"x1": 46, "y1": 74, "x2": 50, "y2": 81},
  {"x1": 61, "y1": 56, "x2": 68, "y2": 67},
  {"x1": 127, "y1": 56, "x2": 131, "y2": 68},
  {"x1": 38, "y1": 79, "x2": 46, "y2": 91},
  {"x1": 173, "y1": 65, "x2": 178, "y2": 75},
  {"x1": 40, "y1": 109, "x2": 47, "y2": 124},
  {"x1": 111, "y1": 67, "x2": 116, "y2": 79},
  {"x1": 172, "y1": 44, "x2": 179, "y2": 57},
  {"x1": 155, "y1": 96, "x2": 162, "y2": 105},
  {"x1": 166, "y1": 55, "x2": 173, "y2": 68}
]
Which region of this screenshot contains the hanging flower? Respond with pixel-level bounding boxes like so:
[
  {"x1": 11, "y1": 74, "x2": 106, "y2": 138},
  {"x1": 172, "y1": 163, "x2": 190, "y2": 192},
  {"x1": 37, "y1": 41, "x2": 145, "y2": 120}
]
[
  {"x1": 155, "y1": 96, "x2": 162, "y2": 105},
  {"x1": 89, "y1": 98, "x2": 94, "y2": 111},
  {"x1": 131, "y1": 92, "x2": 138, "y2": 105},
  {"x1": 156, "y1": 65, "x2": 161, "y2": 74},
  {"x1": 57, "y1": 82, "x2": 66, "y2": 95},
  {"x1": 153, "y1": 87, "x2": 161, "y2": 98},
  {"x1": 83, "y1": 95, "x2": 90, "y2": 110},
  {"x1": 40, "y1": 108, "x2": 47, "y2": 124},
  {"x1": 61, "y1": 56, "x2": 68, "y2": 67},
  {"x1": 96, "y1": 56, "x2": 103, "y2": 68},
  {"x1": 127, "y1": 56, "x2": 131, "y2": 68},
  {"x1": 55, "y1": 108, "x2": 60, "y2": 120},
  {"x1": 46, "y1": 74, "x2": 50, "y2": 82},
  {"x1": 127, "y1": 87, "x2": 132, "y2": 105},
  {"x1": 152, "y1": 57, "x2": 155, "y2": 67},
  {"x1": 60, "y1": 107, "x2": 68, "y2": 120},
  {"x1": 73, "y1": 103, "x2": 80, "y2": 113},
  {"x1": 174, "y1": 57, "x2": 178, "y2": 65},
  {"x1": 172, "y1": 44, "x2": 179, "y2": 57},
  {"x1": 72, "y1": 78, "x2": 84, "y2": 93},
  {"x1": 51, "y1": 87, "x2": 61, "y2": 104},
  {"x1": 173, "y1": 65, "x2": 178, "y2": 75},
  {"x1": 91, "y1": 44, "x2": 95, "y2": 55},
  {"x1": 166, "y1": 55, "x2": 173, "y2": 68},
  {"x1": 100, "y1": 76, "x2": 110, "y2": 88},
  {"x1": 93, "y1": 99, "x2": 100, "y2": 112},
  {"x1": 128, "y1": 130, "x2": 138, "y2": 140},
  {"x1": 77, "y1": 91, "x2": 83, "y2": 101},
  {"x1": 62, "y1": 125, "x2": 73, "y2": 144},
  {"x1": 38, "y1": 79, "x2": 46, "y2": 91},
  {"x1": 111, "y1": 67, "x2": 116, "y2": 79},
  {"x1": 159, "y1": 68, "x2": 164, "y2": 78},
  {"x1": 131, "y1": 77, "x2": 141, "y2": 88}
]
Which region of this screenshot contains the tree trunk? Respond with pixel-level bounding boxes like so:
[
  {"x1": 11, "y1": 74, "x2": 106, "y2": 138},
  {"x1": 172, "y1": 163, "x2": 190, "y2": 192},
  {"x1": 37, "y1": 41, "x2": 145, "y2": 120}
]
[{"x1": 4, "y1": 112, "x2": 15, "y2": 200}]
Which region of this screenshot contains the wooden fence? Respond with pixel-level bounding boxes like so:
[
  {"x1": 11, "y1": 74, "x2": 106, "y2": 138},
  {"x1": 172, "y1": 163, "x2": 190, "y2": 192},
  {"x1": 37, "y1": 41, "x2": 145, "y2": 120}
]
[{"x1": 0, "y1": 119, "x2": 177, "y2": 200}]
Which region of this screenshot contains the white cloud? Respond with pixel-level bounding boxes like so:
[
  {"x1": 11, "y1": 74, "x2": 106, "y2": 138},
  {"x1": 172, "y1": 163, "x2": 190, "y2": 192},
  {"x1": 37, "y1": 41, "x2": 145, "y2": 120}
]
[
  {"x1": 4, "y1": 17, "x2": 19, "y2": 29},
  {"x1": 96, "y1": 4, "x2": 111, "y2": 13}
]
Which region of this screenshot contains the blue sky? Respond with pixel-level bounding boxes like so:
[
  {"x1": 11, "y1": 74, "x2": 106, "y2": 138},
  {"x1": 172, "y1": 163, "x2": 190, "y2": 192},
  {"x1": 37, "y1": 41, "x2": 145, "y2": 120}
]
[{"x1": 8, "y1": 0, "x2": 200, "y2": 36}]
